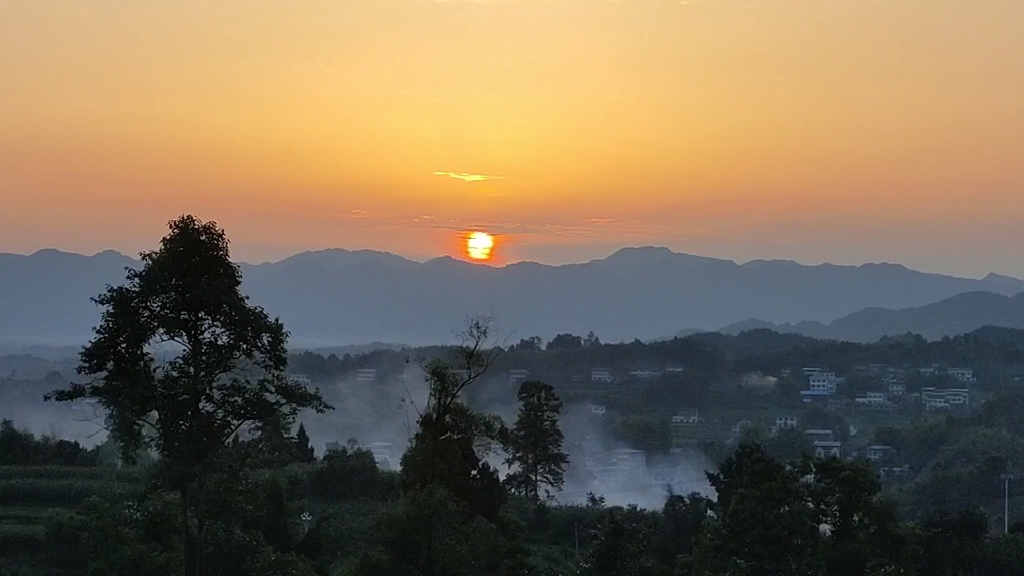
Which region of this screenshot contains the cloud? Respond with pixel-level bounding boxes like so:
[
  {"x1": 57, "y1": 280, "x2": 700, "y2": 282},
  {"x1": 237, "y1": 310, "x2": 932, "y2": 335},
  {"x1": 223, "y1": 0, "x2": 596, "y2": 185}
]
[{"x1": 433, "y1": 171, "x2": 505, "y2": 182}]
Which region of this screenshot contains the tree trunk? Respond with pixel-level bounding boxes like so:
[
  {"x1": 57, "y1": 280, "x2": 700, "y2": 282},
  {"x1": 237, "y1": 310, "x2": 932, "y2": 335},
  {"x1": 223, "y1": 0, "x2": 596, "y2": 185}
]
[
  {"x1": 194, "y1": 480, "x2": 205, "y2": 576},
  {"x1": 181, "y1": 485, "x2": 192, "y2": 576}
]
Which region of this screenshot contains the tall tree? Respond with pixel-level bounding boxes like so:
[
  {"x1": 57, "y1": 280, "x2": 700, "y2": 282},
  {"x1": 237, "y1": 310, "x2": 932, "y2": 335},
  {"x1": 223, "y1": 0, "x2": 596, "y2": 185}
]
[
  {"x1": 296, "y1": 423, "x2": 315, "y2": 464},
  {"x1": 504, "y1": 380, "x2": 569, "y2": 501},
  {"x1": 46, "y1": 215, "x2": 331, "y2": 576},
  {"x1": 399, "y1": 316, "x2": 508, "y2": 522}
]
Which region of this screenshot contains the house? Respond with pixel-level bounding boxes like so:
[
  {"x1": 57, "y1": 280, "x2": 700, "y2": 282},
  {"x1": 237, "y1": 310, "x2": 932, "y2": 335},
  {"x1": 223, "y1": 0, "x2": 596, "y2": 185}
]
[
  {"x1": 591, "y1": 369, "x2": 615, "y2": 383},
  {"x1": 356, "y1": 369, "x2": 377, "y2": 383},
  {"x1": 672, "y1": 409, "x2": 703, "y2": 426},
  {"x1": 630, "y1": 370, "x2": 662, "y2": 380},
  {"x1": 887, "y1": 381, "x2": 907, "y2": 397},
  {"x1": 866, "y1": 445, "x2": 893, "y2": 462},
  {"x1": 611, "y1": 448, "x2": 647, "y2": 470},
  {"x1": 588, "y1": 404, "x2": 607, "y2": 417},
  {"x1": 290, "y1": 374, "x2": 312, "y2": 386},
  {"x1": 917, "y1": 365, "x2": 940, "y2": 376},
  {"x1": 921, "y1": 387, "x2": 971, "y2": 412},
  {"x1": 509, "y1": 369, "x2": 530, "y2": 386},
  {"x1": 880, "y1": 466, "x2": 910, "y2": 480},
  {"x1": 731, "y1": 420, "x2": 753, "y2": 438},
  {"x1": 805, "y1": 429, "x2": 835, "y2": 444},
  {"x1": 365, "y1": 442, "x2": 394, "y2": 470},
  {"x1": 808, "y1": 371, "x2": 841, "y2": 394},
  {"x1": 814, "y1": 441, "x2": 842, "y2": 458},
  {"x1": 855, "y1": 392, "x2": 894, "y2": 410},
  {"x1": 776, "y1": 416, "x2": 798, "y2": 429},
  {"x1": 800, "y1": 390, "x2": 831, "y2": 403},
  {"x1": 947, "y1": 368, "x2": 976, "y2": 383}
]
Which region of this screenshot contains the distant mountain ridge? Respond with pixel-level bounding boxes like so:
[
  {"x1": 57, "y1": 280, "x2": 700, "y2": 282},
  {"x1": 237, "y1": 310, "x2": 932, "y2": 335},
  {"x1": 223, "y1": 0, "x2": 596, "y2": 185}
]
[
  {"x1": 714, "y1": 290, "x2": 1024, "y2": 342},
  {"x1": 1, "y1": 246, "x2": 1022, "y2": 347}
]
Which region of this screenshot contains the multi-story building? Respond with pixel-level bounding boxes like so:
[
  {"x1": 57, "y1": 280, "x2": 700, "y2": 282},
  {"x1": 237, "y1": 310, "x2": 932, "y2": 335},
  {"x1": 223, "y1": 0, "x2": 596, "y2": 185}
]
[{"x1": 921, "y1": 387, "x2": 970, "y2": 411}]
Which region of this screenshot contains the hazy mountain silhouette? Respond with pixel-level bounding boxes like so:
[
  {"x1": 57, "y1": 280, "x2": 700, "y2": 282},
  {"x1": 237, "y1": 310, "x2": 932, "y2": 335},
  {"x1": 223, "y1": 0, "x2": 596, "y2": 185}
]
[
  {"x1": 715, "y1": 291, "x2": 1024, "y2": 342},
  {"x1": 2, "y1": 246, "x2": 1022, "y2": 347}
]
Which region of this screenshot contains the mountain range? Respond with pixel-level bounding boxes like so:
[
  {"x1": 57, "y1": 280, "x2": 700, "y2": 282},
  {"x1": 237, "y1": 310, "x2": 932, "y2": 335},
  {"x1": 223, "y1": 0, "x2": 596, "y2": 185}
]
[
  {"x1": 1, "y1": 247, "x2": 1022, "y2": 348},
  {"x1": 715, "y1": 290, "x2": 1024, "y2": 342}
]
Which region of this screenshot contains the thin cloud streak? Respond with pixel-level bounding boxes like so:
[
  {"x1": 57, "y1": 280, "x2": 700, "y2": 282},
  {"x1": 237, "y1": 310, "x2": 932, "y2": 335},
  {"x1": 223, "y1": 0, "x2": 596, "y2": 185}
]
[{"x1": 433, "y1": 171, "x2": 506, "y2": 182}]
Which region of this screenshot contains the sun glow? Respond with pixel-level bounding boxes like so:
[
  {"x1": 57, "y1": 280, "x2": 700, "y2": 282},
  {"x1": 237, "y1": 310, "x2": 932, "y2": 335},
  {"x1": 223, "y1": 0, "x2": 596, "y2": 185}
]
[{"x1": 465, "y1": 231, "x2": 495, "y2": 261}]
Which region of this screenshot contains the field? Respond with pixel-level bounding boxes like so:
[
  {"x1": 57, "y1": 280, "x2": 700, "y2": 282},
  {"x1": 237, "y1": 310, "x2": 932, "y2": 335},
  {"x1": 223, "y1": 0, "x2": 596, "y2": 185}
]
[{"x1": 0, "y1": 466, "x2": 142, "y2": 576}]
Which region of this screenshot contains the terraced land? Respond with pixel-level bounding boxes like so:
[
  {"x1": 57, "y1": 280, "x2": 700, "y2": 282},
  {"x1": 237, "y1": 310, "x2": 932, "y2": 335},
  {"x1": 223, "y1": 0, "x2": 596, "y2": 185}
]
[{"x1": 0, "y1": 466, "x2": 142, "y2": 576}]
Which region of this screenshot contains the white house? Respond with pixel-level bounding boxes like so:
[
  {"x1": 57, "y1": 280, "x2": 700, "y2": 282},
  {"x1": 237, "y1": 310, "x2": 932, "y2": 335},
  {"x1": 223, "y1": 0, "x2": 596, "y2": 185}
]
[
  {"x1": 630, "y1": 370, "x2": 662, "y2": 380},
  {"x1": 731, "y1": 420, "x2": 753, "y2": 438},
  {"x1": 805, "y1": 429, "x2": 835, "y2": 444},
  {"x1": 947, "y1": 368, "x2": 976, "y2": 383},
  {"x1": 866, "y1": 445, "x2": 893, "y2": 462},
  {"x1": 591, "y1": 369, "x2": 615, "y2": 383},
  {"x1": 776, "y1": 416, "x2": 798, "y2": 429},
  {"x1": 612, "y1": 448, "x2": 647, "y2": 470},
  {"x1": 365, "y1": 442, "x2": 394, "y2": 470},
  {"x1": 887, "y1": 381, "x2": 907, "y2": 397},
  {"x1": 921, "y1": 387, "x2": 970, "y2": 412},
  {"x1": 509, "y1": 369, "x2": 530, "y2": 386},
  {"x1": 808, "y1": 371, "x2": 840, "y2": 395},
  {"x1": 814, "y1": 441, "x2": 841, "y2": 458},
  {"x1": 588, "y1": 404, "x2": 607, "y2": 417},
  {"x1": 290, "y1": 374, "x2": 312, "y2": 386},
  {"x1": 672, "y1": 409, "x2": 703, "y2": 426},
  {"x1": 855, "y1": 392, "x2": 893, "y2": 410},
  {"x1": 357, "y1": 369, "x2": 377, "y2": 383}
]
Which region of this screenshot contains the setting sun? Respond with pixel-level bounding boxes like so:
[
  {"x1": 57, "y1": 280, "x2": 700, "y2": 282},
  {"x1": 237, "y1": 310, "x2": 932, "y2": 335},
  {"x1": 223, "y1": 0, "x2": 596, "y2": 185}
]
[{"x1": 465, "y1": 232, "x2": 495, "y2": 261}]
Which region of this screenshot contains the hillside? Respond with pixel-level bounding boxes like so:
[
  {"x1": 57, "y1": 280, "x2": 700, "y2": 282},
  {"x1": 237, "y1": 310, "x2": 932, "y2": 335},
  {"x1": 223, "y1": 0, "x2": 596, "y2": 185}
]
[
  {"x1": 2, "y1": 247, "x2": 1022, "y2": 347},
  {"x1": 717, "y1": 291, "x2": 1024, "y2": 342}
]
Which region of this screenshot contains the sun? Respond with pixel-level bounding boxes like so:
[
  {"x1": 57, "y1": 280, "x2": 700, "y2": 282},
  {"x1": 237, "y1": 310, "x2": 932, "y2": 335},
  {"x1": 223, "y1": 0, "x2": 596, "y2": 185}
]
[{"x1": 465, "y1": 231, "x2": 495, "y2": 261}]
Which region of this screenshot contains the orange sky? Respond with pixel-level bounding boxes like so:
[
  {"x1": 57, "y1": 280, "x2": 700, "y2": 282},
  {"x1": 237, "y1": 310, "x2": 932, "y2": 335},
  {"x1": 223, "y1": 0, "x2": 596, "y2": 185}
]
[{"x1": 2, "y1": 0, "x2": 1023, "y2": 276}]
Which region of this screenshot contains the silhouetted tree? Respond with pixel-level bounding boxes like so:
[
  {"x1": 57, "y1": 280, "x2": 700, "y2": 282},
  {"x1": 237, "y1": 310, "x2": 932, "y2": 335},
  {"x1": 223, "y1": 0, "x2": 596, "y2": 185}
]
[
  {"x1": 504, "y1": 380, "x2": 569, "y2": 501},
  {"x1": 46, "y1": 215, "x2": 331, "y2": 576},
  {"x1": 546, "y1": 333, "x2": 583, "y2": 350},
  {"x1": 296, "y1": 423, "x2": 315, "y2": 464},
  {"x1": 399, "y1": 317, "x2": 507, "y2": 522}
]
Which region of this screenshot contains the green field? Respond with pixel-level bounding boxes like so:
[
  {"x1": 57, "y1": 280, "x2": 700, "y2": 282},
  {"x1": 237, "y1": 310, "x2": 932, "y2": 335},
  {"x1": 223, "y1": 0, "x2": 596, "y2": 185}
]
[{"x1": 0, "y1": 466, "x2": 142, "y2": 576}]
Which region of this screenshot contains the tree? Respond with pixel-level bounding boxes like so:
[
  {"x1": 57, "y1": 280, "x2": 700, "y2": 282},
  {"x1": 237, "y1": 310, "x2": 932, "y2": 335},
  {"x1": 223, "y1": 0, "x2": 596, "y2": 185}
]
[
  {"x1": 690, "y1": 444, "x2": 821, "y2": 576},
  {"x1": 504, "y1": 380, "x2": 570, "y2": 501},
  {"x1": 295, "y1": 423, "x2": 315, "y2": 464},
  {"x1": 46, "y1": 215, "x2": 331, "y2": 576},
  {"x1": 399, "y1": 316, "x2": 508, "y2": 523},
  {"x1": 546, "y1": 333, "x2": 583, "y2": 351},
  {"x1": 511, "y1": 336, "x2": 543, "y2": 352}
]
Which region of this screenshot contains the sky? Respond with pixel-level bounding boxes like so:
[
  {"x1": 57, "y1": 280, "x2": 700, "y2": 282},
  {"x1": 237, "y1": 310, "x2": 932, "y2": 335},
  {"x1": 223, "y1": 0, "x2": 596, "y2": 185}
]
[{"x1": 2, "y1": 0, "x2": 1023, "y2": 277}]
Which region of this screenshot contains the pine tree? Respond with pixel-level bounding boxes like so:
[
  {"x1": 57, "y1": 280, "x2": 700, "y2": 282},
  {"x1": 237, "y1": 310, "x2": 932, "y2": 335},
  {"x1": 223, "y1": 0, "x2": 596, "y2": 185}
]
[
  {"x1": 296, "y1": 422, "x2": 315, "y2": 463},
  {"x1": 504, "y1": 380, "x2": 569, "y2": 501}
]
